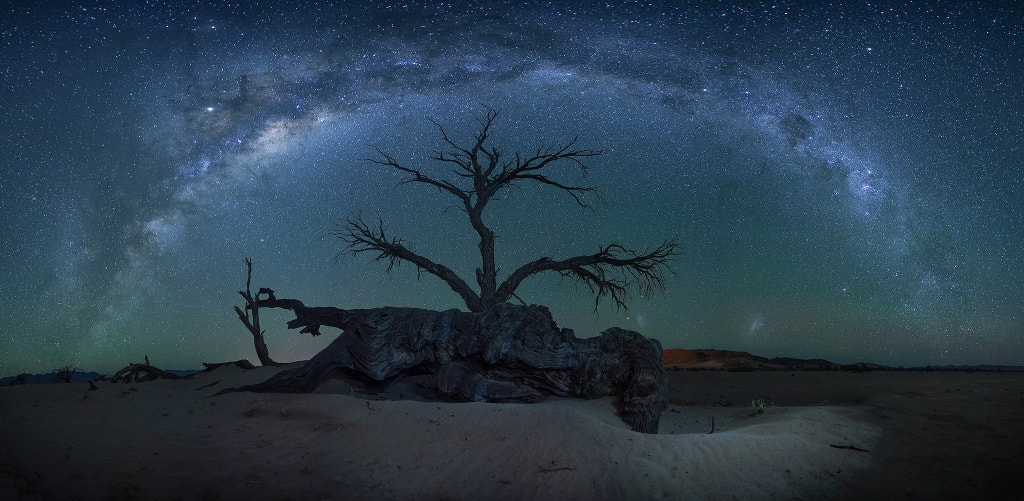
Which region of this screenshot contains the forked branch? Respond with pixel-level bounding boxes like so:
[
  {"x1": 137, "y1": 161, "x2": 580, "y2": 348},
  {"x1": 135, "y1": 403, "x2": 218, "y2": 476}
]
[
  {"x1": 234, "y1": 257, "x2": 281, "y2": 366},
  {"x1": 333, "y1": 216, "x2": 482, "y2": 311},
  {"x1": 495, "y1": 239, "x2": 681, "y2": 312}
]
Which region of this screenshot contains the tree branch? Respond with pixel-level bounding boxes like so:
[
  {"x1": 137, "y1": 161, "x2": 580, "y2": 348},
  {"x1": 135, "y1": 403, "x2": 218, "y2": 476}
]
[
  {"x1": 485, "y1": 136, "x2": 605, "y2": 209},
  {"x1": 253, "y1": 296, "x2": 350, "y2": 337},
  {"x1": 366, "y1": 147, "x2": 470, "y2": 206},
  {"x1": 333, "y1": 216, "x2": 482, "y2": 311},
  {"x1": 495, "y1": 239, "x2": 681, "y2": 312}
]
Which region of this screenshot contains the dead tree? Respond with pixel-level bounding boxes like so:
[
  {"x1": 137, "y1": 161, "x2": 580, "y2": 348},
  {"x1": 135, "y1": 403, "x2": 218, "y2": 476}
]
[
  {"x1": 334, "y1": 107, "x2": 680, "y2": 312},
  {"x1": 225, "y1": 110, "x2": 676, "y2": 433},
  {"x1": 225, "y1": 298, "x2": 668, "y2": 433},
  {"x1": 233, "y1": 257, "x2": 281, "y2": 366}
]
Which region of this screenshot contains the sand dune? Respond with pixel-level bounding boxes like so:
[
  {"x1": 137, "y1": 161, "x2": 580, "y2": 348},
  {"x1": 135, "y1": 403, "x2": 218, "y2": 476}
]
[{"x1": 2, "y1": 365, "x2": 1022, "y2": 499}]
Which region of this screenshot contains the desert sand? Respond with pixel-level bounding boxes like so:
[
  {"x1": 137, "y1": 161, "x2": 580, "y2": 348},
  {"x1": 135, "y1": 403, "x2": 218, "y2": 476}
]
[{"x1": 1, "y1": 364, "x2": 1022, "y2": 500}]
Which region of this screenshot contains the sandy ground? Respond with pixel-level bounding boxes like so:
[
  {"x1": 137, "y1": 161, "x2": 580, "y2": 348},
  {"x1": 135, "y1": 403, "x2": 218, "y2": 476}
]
[{"x1": 1, "y1": 365, "x2": 1022, "y2": 500}]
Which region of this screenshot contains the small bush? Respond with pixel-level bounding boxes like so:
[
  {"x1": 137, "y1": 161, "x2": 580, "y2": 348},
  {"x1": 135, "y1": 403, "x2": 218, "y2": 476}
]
[
  {"x1": 54, "y1": 365, "x2": 78, "y2": 383},
  {"x1": 747, "y1": 396, "x2": 773, "y2": 417}
]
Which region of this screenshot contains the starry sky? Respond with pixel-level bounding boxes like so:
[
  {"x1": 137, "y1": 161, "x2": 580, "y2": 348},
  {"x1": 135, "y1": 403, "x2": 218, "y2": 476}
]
[{"x1": 1, "y1": 1, "x2": 1022, "y2": 375}]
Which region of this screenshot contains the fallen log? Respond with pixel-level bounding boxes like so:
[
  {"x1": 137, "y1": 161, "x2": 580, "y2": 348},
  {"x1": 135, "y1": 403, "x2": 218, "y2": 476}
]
[{"x1": 224, "y1": 299, "x2": 668, "y2": 433}]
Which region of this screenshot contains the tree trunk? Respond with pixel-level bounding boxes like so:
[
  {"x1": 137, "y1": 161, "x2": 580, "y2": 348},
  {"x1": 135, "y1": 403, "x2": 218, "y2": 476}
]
[{"x1": 224, "y1": 300, "x2": 668, "y2": 433}]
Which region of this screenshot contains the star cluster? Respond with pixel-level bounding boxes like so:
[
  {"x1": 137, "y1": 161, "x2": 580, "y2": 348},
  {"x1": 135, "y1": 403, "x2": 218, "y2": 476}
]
[{"x1": 1, "y1": 1, "x2": 1022, "y2": 374}]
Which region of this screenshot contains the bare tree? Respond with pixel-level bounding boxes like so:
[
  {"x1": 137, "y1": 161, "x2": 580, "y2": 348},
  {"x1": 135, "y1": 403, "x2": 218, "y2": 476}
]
[
  {"x1": 234, "y1": 257, "x2": 281, "y2": 366},
  {"x1": 334, "y1": 107, "x2": 679, "y2": 312}
]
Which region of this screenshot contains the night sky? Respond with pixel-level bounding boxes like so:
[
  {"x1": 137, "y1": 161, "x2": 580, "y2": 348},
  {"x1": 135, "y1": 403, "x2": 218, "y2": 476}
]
[{"x1": 2, "y1": 1, "x2": 1022, "y2": 375}]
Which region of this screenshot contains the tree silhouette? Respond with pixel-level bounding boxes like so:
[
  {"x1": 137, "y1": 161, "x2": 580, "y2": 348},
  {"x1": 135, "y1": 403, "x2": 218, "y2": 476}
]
[
  {"x1": 233, "y1": 257, "x2": 281, "y2": 367},
  {"x1": 334, "y1": 107, "x2": 679, "y2": 312},
  {"x1": 223, "y1": 108, "x2": 673, "y2": 432}
]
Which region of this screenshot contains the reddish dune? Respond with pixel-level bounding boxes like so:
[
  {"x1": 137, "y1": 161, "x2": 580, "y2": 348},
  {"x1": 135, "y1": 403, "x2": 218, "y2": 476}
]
[{"x1": 662, "y1": 348, "x2": 847, "y2": 371}]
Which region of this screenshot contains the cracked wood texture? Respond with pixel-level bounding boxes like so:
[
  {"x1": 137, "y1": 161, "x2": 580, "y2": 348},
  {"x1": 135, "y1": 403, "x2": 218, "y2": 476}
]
[{"x1": 229, "y1": 300, "x2": 668, "y2": 433}]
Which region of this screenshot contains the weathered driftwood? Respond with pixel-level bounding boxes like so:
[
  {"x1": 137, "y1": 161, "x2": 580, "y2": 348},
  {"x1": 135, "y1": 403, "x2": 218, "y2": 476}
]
[
  {"x1": 226, "y1": 298, "x2": 668, "y2": 433},
  {"x1": 111, "y1": 356, "x2": 183, "y2": 384}
]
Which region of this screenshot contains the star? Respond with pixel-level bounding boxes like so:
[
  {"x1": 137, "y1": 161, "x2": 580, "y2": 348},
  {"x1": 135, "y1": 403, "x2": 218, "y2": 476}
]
[{"x1": 0, "y1": 1, "x2": 1020, "y2": 374}]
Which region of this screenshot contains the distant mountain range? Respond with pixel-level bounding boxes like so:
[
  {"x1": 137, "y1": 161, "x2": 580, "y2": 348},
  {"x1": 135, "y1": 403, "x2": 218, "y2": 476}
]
[
  {"x1": 1, "y1": 371, "x2": 106, "y2": 385},
  {"x1": 661, "y1": 348, "x2": 1024, "y2": 372},
  {"x1": 1, "y1": 369, "x2": 197, "y2": 386},
  {"x1": 3, "y1": 351, "x2": 1022, "y2": 385}
]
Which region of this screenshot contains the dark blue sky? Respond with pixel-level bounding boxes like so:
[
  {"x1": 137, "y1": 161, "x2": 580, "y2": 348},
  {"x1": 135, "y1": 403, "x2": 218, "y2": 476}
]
[{"x1": 1, "y1": 1, "x2": 1022, "y2": 374}]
